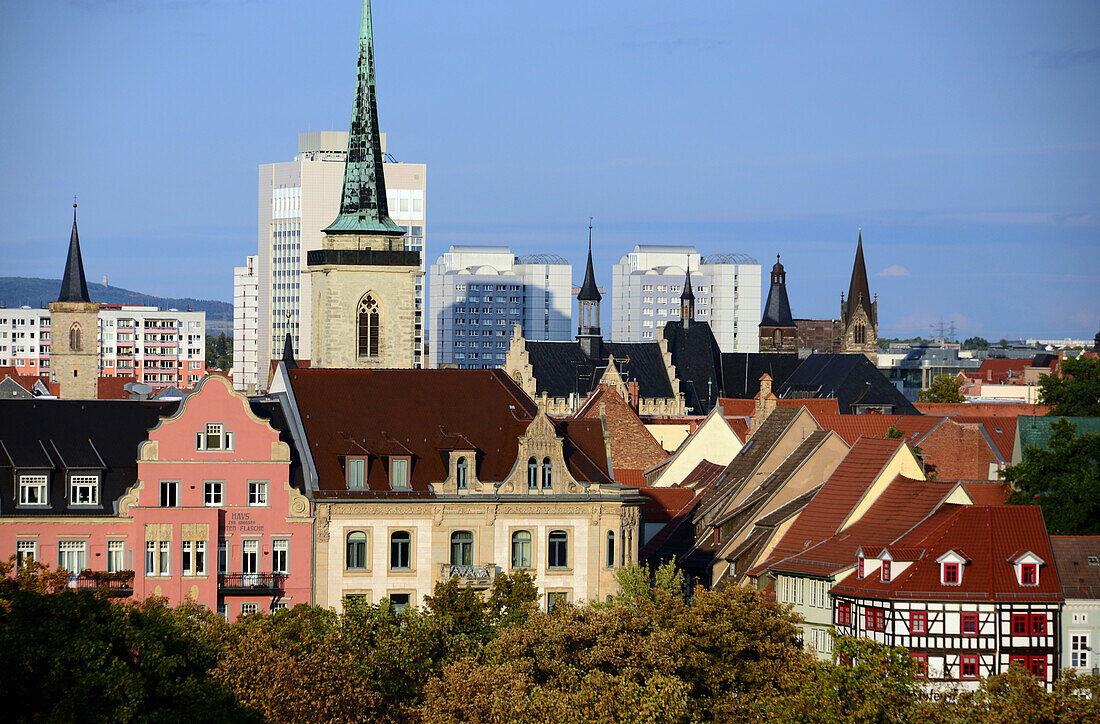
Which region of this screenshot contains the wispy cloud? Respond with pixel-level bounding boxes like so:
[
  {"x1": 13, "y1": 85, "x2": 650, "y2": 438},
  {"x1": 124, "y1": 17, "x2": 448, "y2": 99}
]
[
  {"x1": 1030, "y1": 49, "x2": 1100, "y2": 70},
  {"x1": 877, "y1": 265, "x2": 910, "y2": 277}
]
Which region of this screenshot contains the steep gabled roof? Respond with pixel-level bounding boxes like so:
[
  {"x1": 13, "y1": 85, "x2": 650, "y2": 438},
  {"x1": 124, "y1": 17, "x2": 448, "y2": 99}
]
[
  {"x1": 287, "y1": 368, "x2": 614, "y2": 497},
  {"x1": 575, "y1": 386, "x2": 668, "y2": 473},
  {"x1": 1049, "y1": 536, "x2": 1100, "y2": 600},
  {"x1": 832, "y1": 506, "x2": 1062, "y2": 602},
  {"x1": 718, "y1": 353, "x2": 802, "y2": 399},
  {"x1": 778, "y1": 353, "x2": 918, "y2": 414},
  {"x1": 663, "y1": 319, "x2": 722, "y2": 413},
  {"x1": 523, "y1": 340, "x2": 674, "y2": 401}
]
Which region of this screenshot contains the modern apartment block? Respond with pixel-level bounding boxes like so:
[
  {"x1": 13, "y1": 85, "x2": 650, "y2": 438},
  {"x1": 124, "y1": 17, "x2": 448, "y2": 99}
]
[
  {"x1": 252, "y1": 131, "x2": 427, "y2": 388},
  {"x1": 232, "y1": 255, "x2": 259, "y2": 393},
  {"x1": 611, "y1": 245, "x2": 760, "y2": 352},
  {"x1": 428, "y1": 246, "x2": 572, "y2": 368},
  {"x1": 0, "y1": 305, "x2": 206, "y2": 389}
]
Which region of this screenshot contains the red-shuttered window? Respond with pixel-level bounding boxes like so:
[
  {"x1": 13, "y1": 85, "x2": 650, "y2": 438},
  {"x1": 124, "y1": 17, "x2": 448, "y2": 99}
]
[
  {"x1": 865, "y1": 606, "x2": 886, "y2": 632},
  {"x1": 837, "y1": 601, "x2": 852, "y2": 626},
  {"x1": 910, "y1": 611, "x2": 927, "y2": 634}
]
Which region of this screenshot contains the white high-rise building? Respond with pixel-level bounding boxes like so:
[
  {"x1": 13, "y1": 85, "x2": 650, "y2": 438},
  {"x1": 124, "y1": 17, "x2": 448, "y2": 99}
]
[
  {"x1": 611, "y1": 245, "x2": 760, "y2": 352},
  {"x1": 429, "y1": 246, "x2": 572, "y2": 369},
  {"x1": 232, "y1": 255, "x2": 259, "y2": 393},
  {"x1": 251, "y1": 131, "x2": 427, "y2": 389}
]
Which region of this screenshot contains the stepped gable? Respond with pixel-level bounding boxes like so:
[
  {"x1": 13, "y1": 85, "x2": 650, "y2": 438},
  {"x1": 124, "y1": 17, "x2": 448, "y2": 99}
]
[
  {"x1": 286, "y1": 368, "x2": 613, "y2": 497},
  {"x1": 0, "y1": 399, "x2": 177, "y2": 516},
  {"x1": 574, "y1": 386, "x2": 668, "y2": 473},
  {"x1": 522, "y1": 340, "x2": 674, "y2": 400},
  {"x1": 778, "y1": 353, "x2": 917, "y2": 414},
  {"x1": 662, "y1": 318, "x2": 722, "y2": 413},
  {"x1": 832, "y1": 505, "x2": 1061, "y2": 602}
]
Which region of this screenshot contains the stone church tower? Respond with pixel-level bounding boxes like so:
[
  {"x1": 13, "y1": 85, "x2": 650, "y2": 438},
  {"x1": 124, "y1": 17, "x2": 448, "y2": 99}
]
[
  {"x1": 49, "y1": 203, "x2": 99, "y2": 399},
  {"x1": 839, "y1": 231, "x2": 878, "y2": 361},
  {"x1": 307, "y1": 0, "x2": 418, "y2": 369},
  {"x1": 758, "y1": 255, "x2": 797, "y2": 353}
]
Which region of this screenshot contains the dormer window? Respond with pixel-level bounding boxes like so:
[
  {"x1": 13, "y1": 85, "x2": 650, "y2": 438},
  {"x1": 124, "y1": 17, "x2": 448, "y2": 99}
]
[
  {"x1": 1021, "y1": 563, "x2": 1037, "y2": 585},
  {"x1": 857, "y1": 557, "x2": 865, "y2": 579},
  {"x1": 881, "y1": 560, "x2": 891, "y2": 582},
  {"x1": 196, "y1": 423, "x2": 232, "y2": 451},
  {"x1": 456, "y1": 457, "x2": 468, "y2": 490},
  {"x1": 69, "y1": 475, "x2": 99, "y2": 506},
  {"x1": 347, "y1": 458, "x2": 365, "y2": 489},
  {"x1": 943, "y1": 562, "x2": 959, "y2": 585},
  {"x1": 390, "y1": 457, "x2": 409, "y2": 490}
]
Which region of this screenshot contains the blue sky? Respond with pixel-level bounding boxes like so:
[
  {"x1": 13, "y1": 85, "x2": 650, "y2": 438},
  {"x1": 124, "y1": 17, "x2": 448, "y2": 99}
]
[{"x1": 1, "y1": 0, "x2": 1097, "y2": 340}]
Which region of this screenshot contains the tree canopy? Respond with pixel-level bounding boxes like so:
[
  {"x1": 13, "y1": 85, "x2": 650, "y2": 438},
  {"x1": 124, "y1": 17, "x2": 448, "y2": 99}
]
[
  {"x1": 1003, "y1": 418, "x2": 1100, "y2": 535},
  {"x1": 1040, "y1": 356, "x2": 1100, "y2": 416},
  {"x1": 918, "y1": 374, "x2": 965, "y2": 403}
]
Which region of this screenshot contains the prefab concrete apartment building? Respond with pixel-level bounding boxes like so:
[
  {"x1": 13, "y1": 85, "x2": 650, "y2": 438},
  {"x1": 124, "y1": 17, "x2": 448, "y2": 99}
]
[
  {"x1": 429, "y1": 246, "x2": 572, "y2": 369},
  {"x1": 611, "y1": 245, "x2": 760, "y2": 352}
]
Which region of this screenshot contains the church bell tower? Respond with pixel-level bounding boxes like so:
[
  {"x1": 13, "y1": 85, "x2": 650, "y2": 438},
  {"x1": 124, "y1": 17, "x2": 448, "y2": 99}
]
[
  {"x1": 49, "y1": 202, "x2": 100, "y2": 399},
  {"x1": 307, "y1": 0, "x2": 418, "y2": 369}
]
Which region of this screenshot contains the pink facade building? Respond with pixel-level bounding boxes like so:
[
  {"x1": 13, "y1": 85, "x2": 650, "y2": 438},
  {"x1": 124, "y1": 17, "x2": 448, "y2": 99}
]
[{"x1": 0, "y1": 375, "x2": 312, "y2": 620}]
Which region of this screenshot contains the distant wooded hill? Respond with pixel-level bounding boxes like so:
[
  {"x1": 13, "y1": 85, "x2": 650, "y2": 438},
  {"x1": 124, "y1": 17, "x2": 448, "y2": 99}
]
[{"x1": 0, "y1": 277, "x2": 232, "y2": 335}]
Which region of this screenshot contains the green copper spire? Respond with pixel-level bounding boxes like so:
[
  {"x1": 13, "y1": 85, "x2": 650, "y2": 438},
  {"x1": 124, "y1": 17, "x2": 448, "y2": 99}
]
[{"x1": 324, "y1": 0, "x2": 405, "y2": 235}]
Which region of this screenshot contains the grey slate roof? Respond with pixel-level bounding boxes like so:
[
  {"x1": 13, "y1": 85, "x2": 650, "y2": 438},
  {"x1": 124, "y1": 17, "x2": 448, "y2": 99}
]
[
  {"x1": 577, "y1": 238, "x2": 602, "y2": 302},
  {"x1": 843, "y1": 232, "x2": 874, "y2": 325},
  {"x1": 718, "y1": 353, "x2": 802, "y2": 399},
  {"x1": 58, "y1": 206, "x2": 91, "y2": 303},
  {"x1": 760, "y1": 257, "x2": 795, "y2": 327},
  {"x1": 778, "y1": 353, "x2": 917, "y2": 414},
  {"x1": 663, "y1": 320, "x2": 721, "y2": 414},
  {"x1": 523, "y1": 340, "x2": 673, "y2": 400}
]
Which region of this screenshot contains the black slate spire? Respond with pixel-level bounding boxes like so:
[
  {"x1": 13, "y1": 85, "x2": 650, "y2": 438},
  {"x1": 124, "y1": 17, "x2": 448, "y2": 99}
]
[
  {"x1": 577, "y1": 221, "x2": 602, "y2": 302},
  {"x1": 58, "y1": 201, "x2": 91, "y2": 303},
  {"x1": 680, "y1": 267, "x2": 695, "y2": 302},
  {"x1": 760, "y1": 254, "x2": 795, "y2": 327},
  {"x1": 845, "y1": 230, "x2": 874, "y2": 324},
  {"x1": 282, "y1": 330, "x2": 298, "y2": 369}
]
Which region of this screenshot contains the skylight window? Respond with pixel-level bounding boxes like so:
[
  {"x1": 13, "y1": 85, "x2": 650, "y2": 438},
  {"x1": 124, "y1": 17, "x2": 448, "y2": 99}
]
[{"x1": 1089, "y1": 556, "x2": 1099, "y2": 566}]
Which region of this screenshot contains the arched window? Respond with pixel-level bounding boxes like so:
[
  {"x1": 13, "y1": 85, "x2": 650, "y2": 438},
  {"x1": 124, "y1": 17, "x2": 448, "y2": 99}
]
[
  {"x1": 542, "y1": 457, "x2": 552, "y2": 489},
  {"x1": 390, "y1": 531, "x2": 410, "y2": 569},
  {"x1": 854, "y1": 322, "x2": 865, "y2": 345},
  {"x1": 69, "y1": 323, "x2": 82, "y2": 352},
  {"x1": 456, "y1": 457, "x2": 468, "y2": 490},
  {"x1": 357, "y1": 294, "x2": 380, "y2": 357},
  {"x1": 548, "y1": 530, "x2": 568, "y2": 569},
  {"x1": 345, "y1": 531, "x2": 367, "y2": 570},
  {"x1": 606, "y1": 530, "x2": 616, "y2": 568},
  {"x1": 527, "y1": 457, "x2": 538, "y2": 489},
  {"x1": 511, "y1": 530, "x2": 531, "y2": 569},
  {"x1": 450, "y1": 530, "x2": 473, "y2": 566},
  {"x1": 773, "y1": 329, "x2": 781, "y2": 345}
]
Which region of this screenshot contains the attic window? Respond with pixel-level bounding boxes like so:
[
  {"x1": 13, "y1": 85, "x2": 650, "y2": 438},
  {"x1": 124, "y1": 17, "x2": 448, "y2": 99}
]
[
  {"x1": 347, "y1": 458, "x2": 365, "y2": 489},
  {"x1": 942, "y1": 562, "x2": 960, "y2": 585},
  {"x1": 390, "y1": 457, "x2": 409, "y2": 490},
  {"x1": 1089, "y1": 556, "x2": 1099, "y2": 566},
  {"x1": 1020, "y1": 563, "x2": 1037, "y2": 586},
  {"x1": 857, "y1": 557, "x2": 865, "y2": 579},
  {"x1": 196, "y1": 423, "x2": 232, "y2": 451},
  {"x1": 881, "y1": 560, "x2": 891, "y2": 582}
]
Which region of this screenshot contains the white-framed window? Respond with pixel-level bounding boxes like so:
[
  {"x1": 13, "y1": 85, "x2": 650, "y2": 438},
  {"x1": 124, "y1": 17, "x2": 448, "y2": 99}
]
[
  {"x1": 242, "y1": 540, "x2": 259, "y2": 576},
  {"x1": 240, "y1": 602, "x2": 259, "y2": 616},
  {"x1": 272, "y1": 602, "x2": 288, "y2": 612},
  {"x1": 272, "y1": 539, "x2": 289, "y2": 574},
  {"x1": 160, "y1": 480, "x2": 179, "y2": 507},
  {"x1": 347, "y1": 458, "x2": 365, "y2": 489},
  {"x1": 182, "y1": 540, "x2": 207, "y2": 576},
  {"x1": 69, "y1": 475, "x2": 99, "y2": 506},
  {"x1": 196, "y1": 423, "x2": 232, "y2": 451},
  {"x1": 107, "y1": 540, "x2": 125, "y2": 573},
  {"x1": 204, "y1": 481, "x2": 224, "y2": 506},
  {"x1": 248, "y1": 481, "x2": 269, "y2": 506},
  {"x1": 1071, "y1": 633, "x2": 1091, "y2": 669},
  {"x1": 58, "y1": 540, "x2": 87, "y2": 575},
  {"x1": 18, "y1": 475, "x2": 48, "y2": 505},
  {"x1": 16, "y1": 539, "x2": 37, "y2": 567},
  {"x1": 390, "y1": 458, "x2": 409, "y2": 490},
  {"x1": 146, "y1": 540, "x2": 171, "y2": 577}
]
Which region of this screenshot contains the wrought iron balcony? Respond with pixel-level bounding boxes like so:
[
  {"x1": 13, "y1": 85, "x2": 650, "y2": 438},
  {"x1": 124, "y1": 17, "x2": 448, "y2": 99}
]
[
  {"x1": 218, "y1": 573, "x2": 286, "y2": 594},
  {"x1": 439, "y1": 563, "x2": 498, "y2": 588},
  {"x1": 71, "y1": 572, "x2": 134, "y2": 597}
]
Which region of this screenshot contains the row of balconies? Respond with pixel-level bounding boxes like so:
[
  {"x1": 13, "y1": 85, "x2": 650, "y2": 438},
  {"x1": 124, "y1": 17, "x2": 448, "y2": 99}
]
[{"x1": 69, "y1": 571, "x2": 286, "y2": 597}]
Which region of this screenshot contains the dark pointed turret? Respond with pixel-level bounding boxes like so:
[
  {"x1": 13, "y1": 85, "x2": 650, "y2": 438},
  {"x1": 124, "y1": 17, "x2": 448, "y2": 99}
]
[
  {"x1": 844, "y1": 230, "x2": 874, "y2": 326},
  {"x1": 577, "y1": 220, "x2": 603, "y2": 360},
  {"x1": 58, "y1": 202, "x2": 91, "y2": 303},
  {"x1": 281, "y1": 330, "x2": 298, "y2": 370},
  {"x1": 760, "y1": 255, "x2": 794, "y2": 328},
  {"x1": 680, "y1": 267, "x2": 695, "y2": 326},
  {"x1": 324, "y1": 0, "x2": 405, "y2": 236}
]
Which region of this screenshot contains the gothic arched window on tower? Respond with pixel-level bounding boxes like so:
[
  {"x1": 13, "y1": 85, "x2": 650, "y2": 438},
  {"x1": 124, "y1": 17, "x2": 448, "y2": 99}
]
[
  {"x1": 69, "y1": 323, "x2": 82, "y2": 352},
  {"x1": 854, "y1": 322, "x2": 865, "y2": 345},
  {"x1": 357, "y1": 295, "x2": 380, "y2": 357},
  {"x1": 773, "y1": 329, "x2": 782, "y2": 346}
]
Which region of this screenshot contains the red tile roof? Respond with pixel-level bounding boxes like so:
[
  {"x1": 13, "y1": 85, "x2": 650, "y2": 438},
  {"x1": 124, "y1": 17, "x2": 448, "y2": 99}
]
[
  {"x1": 719, "y1": 397, "x2": 840, "y2": 419},
  {"x1": 287, "y1": 368, "x2": 613, "y2": 495},
  {"x1": 952, "y1": 416, "x2": 1016, "y2": 461},
  {"x1": 961, "y1": 481, "x2": 1011, "y2": 505},
  {"x1": 576, "y1": 386, "x2": 669, "y2": 472},
  {"x1": 638, "y1": 486, "x2": 699, "y2": 523},
  {"x1": 913, "y1": 402, "x2": 1051, "y2": 417},
  {"x1": 1049, "y1": 536, "x2": 1100, "y2": 600},
  {"x1": 726, "y1": 417, "x2": 749, "y2": 442},
  {"x1": 95, "y1": 375, "x2": 137, "y2": 400},
  {"x1": 832, "y1": 505, "x2": 1061, "y2": 602},
  {"x1": 613, "y1": 468, "x2": 648, "y2": 487},
  {"x1": 681, "y1": 459, "x2": 728, "y2": 489},
  {"x1": 918, "y1": 418, "x2": 1000, "y2": 480},
  {"x1": 748, "y1": 438, "x2": 907, "y2": 575},
  {"x1": 809, "y1": 414, "x2": 941, "y2": 446}
]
